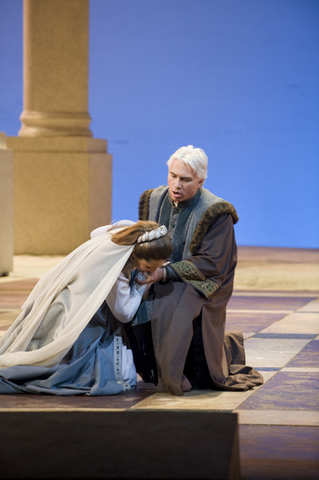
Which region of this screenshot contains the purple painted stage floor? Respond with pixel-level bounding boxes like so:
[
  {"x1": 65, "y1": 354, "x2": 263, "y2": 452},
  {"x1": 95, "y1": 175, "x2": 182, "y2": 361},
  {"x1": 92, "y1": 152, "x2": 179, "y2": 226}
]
[{"x1": 1, "y1": 255, "x2": 319, "y2": 479}]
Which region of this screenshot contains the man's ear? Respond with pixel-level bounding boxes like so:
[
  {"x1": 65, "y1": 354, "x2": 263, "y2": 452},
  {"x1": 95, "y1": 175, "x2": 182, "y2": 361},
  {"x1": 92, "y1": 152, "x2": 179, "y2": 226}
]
[{"x1": 198, "y1": 178, "x2": 204, "y2": 188}]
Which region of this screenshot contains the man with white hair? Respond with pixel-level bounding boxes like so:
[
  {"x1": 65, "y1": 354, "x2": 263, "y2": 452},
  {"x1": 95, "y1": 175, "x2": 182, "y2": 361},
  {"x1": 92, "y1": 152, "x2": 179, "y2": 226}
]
[{"x1": 135, "y1": 145, "x2": 263, "y2": 395}]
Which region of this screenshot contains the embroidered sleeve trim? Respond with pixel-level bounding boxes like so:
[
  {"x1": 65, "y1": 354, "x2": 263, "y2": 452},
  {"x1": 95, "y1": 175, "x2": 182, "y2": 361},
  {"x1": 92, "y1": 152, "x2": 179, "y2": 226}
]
[{"x1": 171, "y1": 260, "x2": 219, "y2": 299}]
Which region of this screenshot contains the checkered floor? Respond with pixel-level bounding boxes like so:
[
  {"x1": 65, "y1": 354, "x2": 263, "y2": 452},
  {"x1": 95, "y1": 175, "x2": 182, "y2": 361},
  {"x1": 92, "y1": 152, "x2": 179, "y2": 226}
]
[{"x1": 1, "y1": 260, "x2": 319, "y2": 479}]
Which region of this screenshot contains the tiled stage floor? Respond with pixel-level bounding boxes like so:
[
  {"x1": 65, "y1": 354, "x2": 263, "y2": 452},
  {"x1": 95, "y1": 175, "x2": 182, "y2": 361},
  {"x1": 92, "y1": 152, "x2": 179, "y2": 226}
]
[{"x1": 0, "y1": 249, "x2": 319, "y2": 479}]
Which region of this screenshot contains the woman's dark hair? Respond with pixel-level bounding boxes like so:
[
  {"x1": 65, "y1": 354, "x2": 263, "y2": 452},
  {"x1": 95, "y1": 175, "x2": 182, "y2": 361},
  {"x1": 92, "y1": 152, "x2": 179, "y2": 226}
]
[{"x1": 111, "y1": 221, "x2": 172, "y2": 261}]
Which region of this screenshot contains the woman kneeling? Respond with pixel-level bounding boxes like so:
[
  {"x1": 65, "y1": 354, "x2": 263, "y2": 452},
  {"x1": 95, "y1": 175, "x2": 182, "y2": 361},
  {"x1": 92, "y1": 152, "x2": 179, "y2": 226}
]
[{"x1": 0, "y1": 221, "x2": 172, "y2": 395}]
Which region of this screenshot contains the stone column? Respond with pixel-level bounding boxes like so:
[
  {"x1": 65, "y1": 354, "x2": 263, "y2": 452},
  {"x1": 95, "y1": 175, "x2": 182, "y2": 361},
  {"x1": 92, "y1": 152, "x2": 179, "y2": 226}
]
[
  {"x1": 0, "y1": 133, "x2": 14, "y2": 275},
  {"x1": 8, "y1": 0, "x2": 112, "y2": 254},
  {"x1": 19, "y1": 0, "x2": 92, "y2": 137}
]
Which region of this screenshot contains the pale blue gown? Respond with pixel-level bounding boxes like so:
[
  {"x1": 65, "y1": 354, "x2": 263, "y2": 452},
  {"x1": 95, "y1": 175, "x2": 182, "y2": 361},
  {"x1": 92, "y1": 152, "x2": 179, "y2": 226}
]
[{"x1": 0, "y1": 272, "x2": 144, "y2": 395}]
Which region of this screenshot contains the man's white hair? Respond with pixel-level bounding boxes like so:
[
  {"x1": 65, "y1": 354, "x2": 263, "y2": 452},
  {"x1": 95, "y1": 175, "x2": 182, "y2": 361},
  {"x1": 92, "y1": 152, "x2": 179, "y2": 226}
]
[{"x1": 167, "y1": 145, "x2": 208, "y2": 181}]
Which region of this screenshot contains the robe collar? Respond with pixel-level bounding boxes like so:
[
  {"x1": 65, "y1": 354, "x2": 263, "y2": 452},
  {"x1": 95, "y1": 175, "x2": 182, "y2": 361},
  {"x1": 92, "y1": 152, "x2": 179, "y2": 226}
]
[{"x1": 168, "y1": 188, "x2": 202, "y2": 210}]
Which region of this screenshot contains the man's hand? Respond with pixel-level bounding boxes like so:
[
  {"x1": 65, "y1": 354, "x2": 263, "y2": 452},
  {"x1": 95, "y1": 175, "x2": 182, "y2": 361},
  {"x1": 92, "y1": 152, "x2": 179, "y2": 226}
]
[{"x1": 135, "y1": 267, "x2": 165, "y2": 286}]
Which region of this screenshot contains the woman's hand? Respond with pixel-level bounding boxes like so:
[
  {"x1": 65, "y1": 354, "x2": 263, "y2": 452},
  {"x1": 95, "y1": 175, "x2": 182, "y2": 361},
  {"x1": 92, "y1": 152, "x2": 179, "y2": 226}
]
[{"x1": 135, "y1": 267, "x2": 165, "y2": 286}]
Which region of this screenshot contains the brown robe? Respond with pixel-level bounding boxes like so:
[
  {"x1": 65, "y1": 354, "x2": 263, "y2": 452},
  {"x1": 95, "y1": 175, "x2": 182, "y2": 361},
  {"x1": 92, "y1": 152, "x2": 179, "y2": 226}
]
[{"x1": 138, "y1": 188, "x2": 264, "y2": 395}]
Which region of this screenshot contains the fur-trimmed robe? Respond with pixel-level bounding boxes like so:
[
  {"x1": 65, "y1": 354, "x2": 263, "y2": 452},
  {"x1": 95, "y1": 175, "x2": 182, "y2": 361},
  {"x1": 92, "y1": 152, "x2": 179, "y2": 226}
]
[{"x1": 137, "y1": 186, "x2": 263, "y2": 395}]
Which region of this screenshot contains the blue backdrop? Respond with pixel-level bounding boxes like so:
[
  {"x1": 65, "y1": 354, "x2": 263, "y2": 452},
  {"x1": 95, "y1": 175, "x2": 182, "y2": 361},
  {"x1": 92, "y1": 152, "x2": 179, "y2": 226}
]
[{"x1": 1, "y1": 0, "x2": 318, "y2": 248}]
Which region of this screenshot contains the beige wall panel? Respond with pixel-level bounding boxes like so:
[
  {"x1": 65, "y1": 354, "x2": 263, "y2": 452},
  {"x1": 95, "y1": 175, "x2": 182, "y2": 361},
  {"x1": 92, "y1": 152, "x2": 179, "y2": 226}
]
[
  {"x1": 13, "y1": 152, "x2": 90, "y2": 254},
  {"x1": 89, "y1": 154, "x2": 112, "y2": 233},
  {"x1": 0, "y1": 146, "x2": 14, "y2": 274},
  {"x1": 8, "y1": 137, "x2": 112, "y2": 255}
]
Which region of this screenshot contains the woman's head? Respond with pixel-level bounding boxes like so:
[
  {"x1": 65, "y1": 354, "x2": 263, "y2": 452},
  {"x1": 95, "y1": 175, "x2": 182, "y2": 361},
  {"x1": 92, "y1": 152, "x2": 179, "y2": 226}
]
[{"x1": 111, "y1": 221, "x2": 172, "y2": 272}]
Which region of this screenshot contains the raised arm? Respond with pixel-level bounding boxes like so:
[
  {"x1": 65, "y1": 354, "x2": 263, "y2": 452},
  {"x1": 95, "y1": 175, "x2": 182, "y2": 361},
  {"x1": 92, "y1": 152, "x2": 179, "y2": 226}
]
[
  {"x1": 143, "y1": 214, "x2": 237, "y2": 298},
  {"x1": 106, "y1": 273, "x2": 146, "y2": 323},
  {"x1": 170, "y1": 214, "x2": 237, "y2": 290}
]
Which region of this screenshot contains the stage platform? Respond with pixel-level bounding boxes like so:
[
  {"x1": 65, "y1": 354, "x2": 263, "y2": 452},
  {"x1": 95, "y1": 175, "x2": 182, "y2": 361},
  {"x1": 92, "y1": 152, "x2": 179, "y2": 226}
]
[{"x1": 0, "y1": 246, "x2": 318, "y2": 479}]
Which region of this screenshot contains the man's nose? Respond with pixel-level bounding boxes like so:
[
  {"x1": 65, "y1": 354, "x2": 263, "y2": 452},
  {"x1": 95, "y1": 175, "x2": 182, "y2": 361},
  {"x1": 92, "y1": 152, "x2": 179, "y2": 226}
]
[{"x1": 175, "y1": 178, "x2": 181, "y2": 188}]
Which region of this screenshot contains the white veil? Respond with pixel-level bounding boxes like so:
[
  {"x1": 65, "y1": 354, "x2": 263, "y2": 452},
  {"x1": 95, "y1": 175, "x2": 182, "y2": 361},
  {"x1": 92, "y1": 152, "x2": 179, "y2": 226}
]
[{"x1": 0, "y1": 222, "x2": 135, "y2": 368}]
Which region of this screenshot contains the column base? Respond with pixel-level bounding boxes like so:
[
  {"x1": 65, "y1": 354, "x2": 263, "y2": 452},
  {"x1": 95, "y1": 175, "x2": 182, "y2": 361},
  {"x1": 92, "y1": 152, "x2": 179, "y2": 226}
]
[
  {"x1": 19, "y1": 111, "x2": 93, "y2": 137},
  {"x1": 7, "y1": 136, "x2": 112, "y2": 255}
]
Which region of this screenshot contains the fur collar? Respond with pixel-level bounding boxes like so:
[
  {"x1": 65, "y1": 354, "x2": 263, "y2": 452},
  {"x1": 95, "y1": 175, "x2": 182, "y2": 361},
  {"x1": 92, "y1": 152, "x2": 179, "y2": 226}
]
[
  {"x1": 138, "y1": 189, "x2": 154, "y2": 221},
  {"x1": 138, "y1": 189, "x2": 238, "y2": 254},
  {"x1": 190, "y1": 201, "x2": 238, "y2": 254}
]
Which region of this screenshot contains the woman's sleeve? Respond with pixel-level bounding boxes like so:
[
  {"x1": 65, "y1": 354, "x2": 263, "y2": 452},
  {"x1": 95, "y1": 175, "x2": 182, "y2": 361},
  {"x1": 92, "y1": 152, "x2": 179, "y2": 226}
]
[{"x1": 106, "y1": 272, "x2": 146, "y2": 323}]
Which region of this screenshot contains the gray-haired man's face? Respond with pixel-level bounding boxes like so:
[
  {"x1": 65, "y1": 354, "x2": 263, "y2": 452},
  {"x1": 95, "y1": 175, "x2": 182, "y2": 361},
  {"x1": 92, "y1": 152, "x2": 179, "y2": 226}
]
[{"x1": 168, "y1": 159, "x2": 204, "y2": 203}]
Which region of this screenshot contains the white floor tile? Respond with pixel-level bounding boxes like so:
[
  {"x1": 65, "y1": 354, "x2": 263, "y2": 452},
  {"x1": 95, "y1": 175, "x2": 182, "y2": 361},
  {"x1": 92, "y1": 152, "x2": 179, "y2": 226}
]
[
  {"x1": 244, "y1": 338, "x2": 311, "y2": 368},
  {"x1": 260, "y1": 312, "x2": 319, "y2": 334},
  {"x1": 297, "y1": 298, "x2": 319, "y2": 313},
  {"x1": 235, "y1": 409, "x2": 319, "y2": 426},
  {"x1": 130, "y1": 389, "x2": 258, "y2": 411}
]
